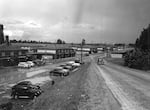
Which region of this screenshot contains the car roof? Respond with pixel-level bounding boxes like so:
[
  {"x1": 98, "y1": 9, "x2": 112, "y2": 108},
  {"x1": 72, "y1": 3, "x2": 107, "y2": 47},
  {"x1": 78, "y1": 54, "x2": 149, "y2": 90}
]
[
  {"x1": 60, "y1": 64, "x2": 66, "y2": 66},
  {"x1": 66, "y1": 61, "x2": 75, "y2": 64},
  {"x1": 55, "y1": 66, "x2": 63, "y2": 69}
]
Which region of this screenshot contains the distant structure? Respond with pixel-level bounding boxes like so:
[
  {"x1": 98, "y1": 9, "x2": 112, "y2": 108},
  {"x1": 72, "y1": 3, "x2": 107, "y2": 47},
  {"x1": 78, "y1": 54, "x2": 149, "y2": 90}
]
[
  {"x1": 5, "y1": 35, "x2": 10, "y2": 46},
  {"x1": 0, "y1": 24, "x2": 4, "y2": 44}
]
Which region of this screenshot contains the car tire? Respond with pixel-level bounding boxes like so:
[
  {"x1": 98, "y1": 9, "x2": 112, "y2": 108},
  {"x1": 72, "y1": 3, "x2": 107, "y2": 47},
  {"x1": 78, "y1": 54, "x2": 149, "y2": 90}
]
[
  {"x1": 12, "y1": 93, "x2": 18, "y2": 99},
  {"x1": 30, "y1": 95, "x2": 36, "y2": 99},
  {"x1": 14, "y1": 94, "x2": 19, "y2": 99},
  {"x1": 63, "y1": 72, "x2": 69, "y2": 76},
  {"x1": 51, "y1": 80, "x2": 55, "y2": 85}
]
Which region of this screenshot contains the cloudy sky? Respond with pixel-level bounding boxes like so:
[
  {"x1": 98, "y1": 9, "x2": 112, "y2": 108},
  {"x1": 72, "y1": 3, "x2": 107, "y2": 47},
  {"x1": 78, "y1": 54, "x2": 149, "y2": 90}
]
[{"x1": 0, "y1": 0, "x2": 150, "y2": 43}]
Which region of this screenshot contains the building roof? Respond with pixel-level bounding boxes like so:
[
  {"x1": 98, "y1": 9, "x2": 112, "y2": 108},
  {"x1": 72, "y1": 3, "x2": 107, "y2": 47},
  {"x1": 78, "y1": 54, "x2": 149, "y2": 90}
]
[
  {"x1": 0, "y1": 43, "x2": 73, "y2": 51},
  {"x1": 0, "y1": 44, "x2": 28, "y2": 51}
]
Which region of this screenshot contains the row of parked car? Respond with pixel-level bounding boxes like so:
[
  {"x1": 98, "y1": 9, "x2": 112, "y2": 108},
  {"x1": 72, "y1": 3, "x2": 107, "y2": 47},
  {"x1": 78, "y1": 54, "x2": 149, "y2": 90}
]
[
  {"x1": 49, "y1": 59, "x2": 81, "y2": 77},
  {"x1": 11, "y1": 59, "x2": 82, "y2": 100},
  {"x1": 18, "y1": 60, "x2": 46, "y2": 68}
]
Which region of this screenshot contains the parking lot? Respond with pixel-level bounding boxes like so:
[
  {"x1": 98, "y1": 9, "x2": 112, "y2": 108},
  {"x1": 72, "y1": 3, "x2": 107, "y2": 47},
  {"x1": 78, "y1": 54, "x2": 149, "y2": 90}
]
[{"x1": 0, "y1": 56, "x2": 89, "y2": 110}]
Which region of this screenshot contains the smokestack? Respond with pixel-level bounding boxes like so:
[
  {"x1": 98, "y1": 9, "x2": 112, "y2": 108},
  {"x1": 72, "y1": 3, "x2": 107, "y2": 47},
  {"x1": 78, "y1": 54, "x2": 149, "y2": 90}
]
[
  {"x1": 5, "y1": 35, "x2": 10, "y2": 46},
  {"x1": 0, "y1": 24, "x2": 4, "y2": 44}
]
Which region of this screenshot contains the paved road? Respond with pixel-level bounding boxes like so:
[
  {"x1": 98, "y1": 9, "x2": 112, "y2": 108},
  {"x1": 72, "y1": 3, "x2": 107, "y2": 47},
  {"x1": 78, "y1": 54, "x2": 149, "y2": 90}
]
[{"x1": 93, "y1": 56, "x2": 150, "y2": 110}]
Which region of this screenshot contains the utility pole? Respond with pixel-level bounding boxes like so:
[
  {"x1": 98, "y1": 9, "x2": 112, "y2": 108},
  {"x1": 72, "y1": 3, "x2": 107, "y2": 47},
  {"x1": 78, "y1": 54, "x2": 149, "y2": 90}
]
[
  {"x1": 81, "y1": 43, "x2": 83, "y2": 63},
  {"x1": 81, "y1": 39, "x2": 85, "y2": 63}
]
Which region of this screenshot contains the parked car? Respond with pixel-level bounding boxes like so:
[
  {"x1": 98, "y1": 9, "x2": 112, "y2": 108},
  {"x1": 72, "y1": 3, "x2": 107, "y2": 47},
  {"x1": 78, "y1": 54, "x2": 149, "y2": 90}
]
[
  {"x1": 33, "y1": 59, "x2": 46, "y2": 66},
  {"x1": 72, "y1": 63, "x2": 81, "y2": 67},
  {"x1": 49, "y1": 67, "x2": 69, "y2": 76},
  {"x1": 59, "y1": 64, "x2": 73, "y2": 71},
  {"x1": 97, "y1": 58, "x2": 104, "y2": 65},
  {"x1": 63, "y1": 65, "x2": 73, "y2": 71},
  {"x1": 85, "y1": 53, "x2": 89, "y2": 56},
  {"x1": 26, "y1": 61, "x2": 35, "y2": 67},
  {"x1": 66, "y1": 61, "x2": 75, "y2": 65},
  {"x1": 59, "y1": 64, "x2": 67, "y2": 67},
  {"x1": 65, "y1": 61, "x2": 76, "y2": 67},
  {"x1": 74, "y1": 59, "x2": 80, "y2": 63},
  {"x1": 18, "y1": 62, "x2": 30, "y2": 68},
  {"x1": 74, "y1": 59, "x2": 84, "y2": 64},
  {"x1": 11, "y1": 81, "x2": 42, "y2": 99}
]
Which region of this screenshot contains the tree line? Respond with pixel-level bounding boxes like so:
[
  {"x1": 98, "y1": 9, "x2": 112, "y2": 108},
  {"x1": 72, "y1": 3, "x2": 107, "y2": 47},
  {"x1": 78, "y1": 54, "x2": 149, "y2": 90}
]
[
  {"x1": 124, "y1": 24, "x2": 150, "y2": 70},
  {"x1": 10, "y1": 39, "x2": 66, "y2": 44}
]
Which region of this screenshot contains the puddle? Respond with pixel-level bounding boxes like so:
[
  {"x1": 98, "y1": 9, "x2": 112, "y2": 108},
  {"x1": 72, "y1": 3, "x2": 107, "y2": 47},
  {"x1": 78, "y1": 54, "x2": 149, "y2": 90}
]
[
  {"x1": 24, "y1": 76, "x2": 52, "y2": 85},
  {"x1": 26, "y1": 69, "x2": 48, "y2": 78}
]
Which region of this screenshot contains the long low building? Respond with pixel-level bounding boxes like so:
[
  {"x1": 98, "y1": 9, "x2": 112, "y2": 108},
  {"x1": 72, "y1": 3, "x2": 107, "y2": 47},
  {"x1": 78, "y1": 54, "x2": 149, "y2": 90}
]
[
  {"x1": 0, "y1": 45, "x2": 29, "y2": 66},
  {"x1": 72, "y1": 44, "x2": 98, "y2": 55},
  {"x1": 0, "y1": 43, "x2": 76, "y2": 66},
  {"x1": 28, "y1": 44, "x2": 76, "y2": 60}
]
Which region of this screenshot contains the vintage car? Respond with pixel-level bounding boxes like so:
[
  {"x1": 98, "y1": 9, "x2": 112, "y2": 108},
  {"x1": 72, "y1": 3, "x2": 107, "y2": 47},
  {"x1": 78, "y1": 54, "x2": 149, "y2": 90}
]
[
  {"x1": 97, "y1": 58, "x2": 104, "y2": 65},
  {"x1": 49, "y1": 67, "x2": 69, "y2": 76},
  {"x1": 11, "y1": 81, "x2": 43, "y2": 99}
]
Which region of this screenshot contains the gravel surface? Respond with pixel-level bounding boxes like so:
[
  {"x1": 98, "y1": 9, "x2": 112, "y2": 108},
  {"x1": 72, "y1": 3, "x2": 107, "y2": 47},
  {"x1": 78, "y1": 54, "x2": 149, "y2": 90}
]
[
  {"x1": 78, "y1": 60, "x2": 121, "y2": 110},
  {"x1": 24, "y1": 63, "x2": 89, "y2": 110}
]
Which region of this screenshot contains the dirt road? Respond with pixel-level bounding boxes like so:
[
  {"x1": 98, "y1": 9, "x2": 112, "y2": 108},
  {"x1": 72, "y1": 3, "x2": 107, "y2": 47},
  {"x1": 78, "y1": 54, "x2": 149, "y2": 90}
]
[{"x1": 78, "y1": 59, "x2": 121, "y2": 110}]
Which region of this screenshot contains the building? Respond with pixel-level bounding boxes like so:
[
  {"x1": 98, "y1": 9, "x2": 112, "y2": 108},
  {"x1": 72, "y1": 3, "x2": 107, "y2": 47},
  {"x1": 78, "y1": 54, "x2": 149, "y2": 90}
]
[
  {"x1": 28, "y1": 44, "x2": 76, "y2": 60},
  {"x1": 0, "y1": 24, "x2": 4, "y2": 44},
  {"x1": 0, "y1": 43, "x2": 76, "y2": 66},
  {"x1": 72, "y1": 44, "x2": 98, "y2": 55},
  {"x1": 0, "y1": 45, "x2": 29, "y2": 66}
]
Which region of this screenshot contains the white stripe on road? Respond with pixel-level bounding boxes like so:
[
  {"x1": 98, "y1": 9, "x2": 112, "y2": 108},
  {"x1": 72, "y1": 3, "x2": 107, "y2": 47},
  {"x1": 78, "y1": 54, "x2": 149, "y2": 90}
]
[
  {"x1": 95, "y1": 63, "x2": 148, "y2": 110},
  {"x1": 26, "y1": 69, "x2": 48, "y2": 77}
]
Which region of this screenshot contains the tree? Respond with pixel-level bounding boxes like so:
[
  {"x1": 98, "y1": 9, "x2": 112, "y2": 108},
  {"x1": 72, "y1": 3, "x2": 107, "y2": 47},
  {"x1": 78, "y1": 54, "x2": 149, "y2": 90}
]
[
  {"x1": 82, "y1": 39, "x2": 85, "y2": 45},
  {"x1": 62, "y1": 41, "x2": 66, "y2": 44},
  {"x1": 135, "y1": 38, "x2": 140, "y2": 48},
  {"x1": 136, "y1": 26, "x2": 150, "y2": 50},
  {"x1": 56, "y1": 39, "x2": 63, "y2": 44}
]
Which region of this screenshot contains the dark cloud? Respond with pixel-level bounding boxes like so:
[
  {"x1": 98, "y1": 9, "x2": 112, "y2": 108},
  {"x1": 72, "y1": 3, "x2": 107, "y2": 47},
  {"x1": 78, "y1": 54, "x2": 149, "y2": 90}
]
[{"x1": 0, "y1": 0, "x2": 150, "y2": 43}]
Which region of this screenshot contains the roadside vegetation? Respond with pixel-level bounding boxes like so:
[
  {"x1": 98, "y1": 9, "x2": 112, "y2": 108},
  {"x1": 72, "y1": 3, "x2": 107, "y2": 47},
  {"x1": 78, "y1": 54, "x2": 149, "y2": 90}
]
[
  {"x1": 124, "y1": 49, "x2": 150, "y2": 70},
  {"x1": 124, "y1": 24, "x2": 150, "y2": 70}
]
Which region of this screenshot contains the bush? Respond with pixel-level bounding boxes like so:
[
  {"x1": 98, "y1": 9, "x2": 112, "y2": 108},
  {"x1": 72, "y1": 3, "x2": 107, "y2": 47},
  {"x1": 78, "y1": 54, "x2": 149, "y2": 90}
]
[{"x1": 124, "y1": 49, "x2": 150, "y2": 70}]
